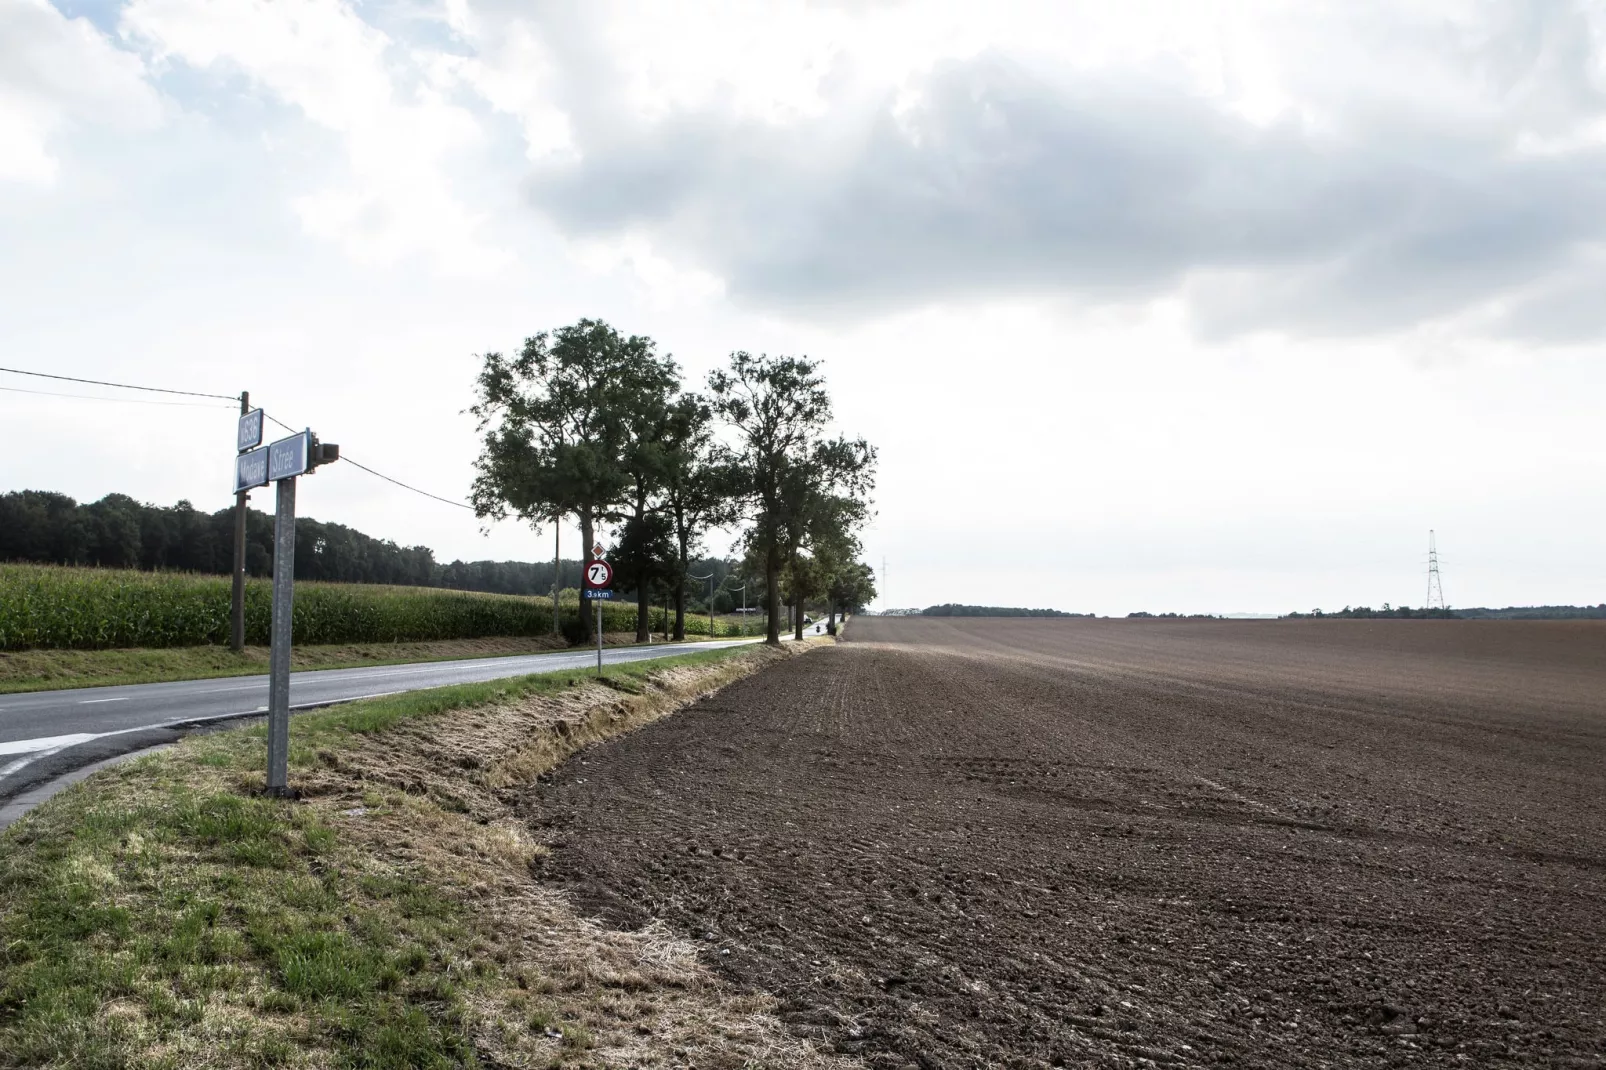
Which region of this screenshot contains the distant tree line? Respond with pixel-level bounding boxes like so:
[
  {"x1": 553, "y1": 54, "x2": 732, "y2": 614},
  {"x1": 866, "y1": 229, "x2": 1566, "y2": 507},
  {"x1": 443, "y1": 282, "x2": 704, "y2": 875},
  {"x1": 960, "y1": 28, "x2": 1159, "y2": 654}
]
[
  {"x1": 1126, "y1": 611, "x2": 1223, "y2": 619},
  {"x1": 922, "y1": 604, "x2": 1085, "y2": 618},
  {"x1": 1284, "y1": 605, "x2": 1458, "y2": 619},
  {"x1": 0, "y1": 489, "x2": 741, "y2": 604},
  {"x1": 1451, "y1": 605, "x2": 1606, "y2": 620},
  {"x1": 1286, "y1": 603, "x2": 1606, "y2": 620}
]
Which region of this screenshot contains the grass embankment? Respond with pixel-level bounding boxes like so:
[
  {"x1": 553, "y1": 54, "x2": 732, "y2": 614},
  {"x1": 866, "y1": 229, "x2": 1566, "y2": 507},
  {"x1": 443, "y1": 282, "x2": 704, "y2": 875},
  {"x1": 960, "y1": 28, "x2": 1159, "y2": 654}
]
[
  {"x1": 0, "y1": 633, "x2": 745, "y2": 694},
  {"x1": 0, "y1": 564, "x2": 745, "y2": 652},
  {"x1": 0, "y1": 639, "x2": 840, "y2": 1069}
]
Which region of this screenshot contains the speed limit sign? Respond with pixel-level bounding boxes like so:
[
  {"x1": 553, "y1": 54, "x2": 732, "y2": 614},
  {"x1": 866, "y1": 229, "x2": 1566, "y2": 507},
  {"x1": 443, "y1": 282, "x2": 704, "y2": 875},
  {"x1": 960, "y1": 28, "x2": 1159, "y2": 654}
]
[{"x1": 583, "y1": 559, "x2": 613, "y2": 595}]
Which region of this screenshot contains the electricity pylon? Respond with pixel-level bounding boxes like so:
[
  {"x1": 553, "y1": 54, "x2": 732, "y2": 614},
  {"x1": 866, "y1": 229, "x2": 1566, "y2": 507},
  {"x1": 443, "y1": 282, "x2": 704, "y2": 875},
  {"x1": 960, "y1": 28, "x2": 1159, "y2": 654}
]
[{"x1": 1426, "y1": 530, "x2": 1446, "y2": 610}]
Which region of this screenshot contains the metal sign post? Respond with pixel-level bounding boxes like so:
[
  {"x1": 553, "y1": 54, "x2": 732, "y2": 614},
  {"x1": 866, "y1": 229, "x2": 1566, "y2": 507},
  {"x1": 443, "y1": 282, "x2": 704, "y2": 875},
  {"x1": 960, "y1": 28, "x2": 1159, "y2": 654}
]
[
  {"x1": 266, "y1": 474, "x2": 296, "y2": 793},
  {"x1": 234, "y1": 425, "x2": 337, "y2": 797},
  {"x1": 582, "y1": 554, "x2": 613, "y2": 676}
]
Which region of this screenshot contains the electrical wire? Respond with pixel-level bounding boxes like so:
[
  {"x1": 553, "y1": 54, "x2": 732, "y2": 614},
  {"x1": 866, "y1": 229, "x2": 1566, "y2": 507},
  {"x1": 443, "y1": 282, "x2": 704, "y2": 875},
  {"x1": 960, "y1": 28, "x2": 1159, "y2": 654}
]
[
  {"x1": 0, "y1": 365, "x2": 239, "y2": 401},
  {"x1": 0, "y1": 384, "x2": 237, "y2": 409},
  {"x1": 263, "y1": 409, "x2": 473, "y2": 510},
  {"x1": 341, "y1": 458, "x2": 475, "y2": 511},
  {"x1": 1, "y1": 364, "x2": 474, "y2": 513}
]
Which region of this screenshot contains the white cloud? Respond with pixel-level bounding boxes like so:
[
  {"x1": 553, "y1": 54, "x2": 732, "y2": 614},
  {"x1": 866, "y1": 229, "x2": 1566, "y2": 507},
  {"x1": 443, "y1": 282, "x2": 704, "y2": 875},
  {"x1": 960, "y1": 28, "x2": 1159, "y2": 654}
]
[
  {"x1": 0, "y1": 0, "x2": 160, "y2": 184},
  {"x1": 121, "y1": 0, "x2": 507, "y2": 272}
]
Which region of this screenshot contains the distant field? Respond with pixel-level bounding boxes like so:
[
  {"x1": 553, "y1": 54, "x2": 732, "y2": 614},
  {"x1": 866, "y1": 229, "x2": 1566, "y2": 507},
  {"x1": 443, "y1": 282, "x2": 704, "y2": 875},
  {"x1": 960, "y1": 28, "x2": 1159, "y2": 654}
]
[
  {"x1": 536, "y1": 615, "x2": 1606, "y2": 1067},
  {"x1": 0, "y1": 564, "x2": 738, "y2": 650}
]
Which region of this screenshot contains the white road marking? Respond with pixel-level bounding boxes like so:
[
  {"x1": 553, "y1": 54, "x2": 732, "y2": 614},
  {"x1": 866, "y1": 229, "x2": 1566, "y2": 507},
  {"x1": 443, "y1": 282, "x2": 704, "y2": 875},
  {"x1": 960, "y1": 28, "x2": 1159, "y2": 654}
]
[
  {"x1": 199, "y1": 685, "x2": 258, "y2": 694},
  {"x1": 78, "y1": 697, "x2": 129, "y2": 704},
  {"x1": 0, "y1": 733, "x2": 98, "y2": 757}
]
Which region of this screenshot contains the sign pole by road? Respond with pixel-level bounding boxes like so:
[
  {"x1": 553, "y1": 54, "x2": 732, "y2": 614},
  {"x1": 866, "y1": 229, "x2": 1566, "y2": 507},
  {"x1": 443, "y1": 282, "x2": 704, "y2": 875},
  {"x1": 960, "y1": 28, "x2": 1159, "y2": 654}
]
[
  {"x1": 266, "y1": 474, "x2": 296, "y2": 791},
  {"x1": 582, "y1": 549, "x2": 613, "y2": 676},
  {"x1": 236, "y1": 423, "x2": 338, "y2": 796}
]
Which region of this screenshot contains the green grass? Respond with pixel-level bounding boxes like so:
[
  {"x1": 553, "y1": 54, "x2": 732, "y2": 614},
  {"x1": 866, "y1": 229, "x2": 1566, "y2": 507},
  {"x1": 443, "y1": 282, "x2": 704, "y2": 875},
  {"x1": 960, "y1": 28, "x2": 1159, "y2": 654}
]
[
  {"x1": 0, "y1": 643, "x2": 766, "y2": 1069},
  {"x1": 0, "y1": 563, "x2": 746, "y2": 652}
]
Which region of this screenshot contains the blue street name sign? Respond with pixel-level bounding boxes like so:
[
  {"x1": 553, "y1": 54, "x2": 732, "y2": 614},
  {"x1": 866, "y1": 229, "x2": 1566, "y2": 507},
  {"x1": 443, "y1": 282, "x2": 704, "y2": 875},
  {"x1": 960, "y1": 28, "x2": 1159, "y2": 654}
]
[
  {"x1": 238, "y1": 408, "x2": 265, "y2": 451},
  {"x1": 267, "y1": 431, "x2": 311, "y2": 482},
  {"x1": 234, "y1": 446, "x2": 269, "y2": 493}
]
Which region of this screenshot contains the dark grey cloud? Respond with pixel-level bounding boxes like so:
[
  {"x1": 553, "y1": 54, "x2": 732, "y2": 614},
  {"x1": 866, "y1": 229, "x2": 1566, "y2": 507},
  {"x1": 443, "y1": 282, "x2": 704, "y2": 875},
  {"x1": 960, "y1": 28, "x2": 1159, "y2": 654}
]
[{"x1": 520, "y1": 6, "x2": 1606, "y2": 339}]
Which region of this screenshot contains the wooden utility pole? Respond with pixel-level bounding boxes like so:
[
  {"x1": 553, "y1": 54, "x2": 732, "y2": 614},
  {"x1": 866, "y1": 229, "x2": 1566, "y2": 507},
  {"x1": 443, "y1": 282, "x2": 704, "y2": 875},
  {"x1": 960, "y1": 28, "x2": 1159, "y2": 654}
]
[
  {"x1": 551, "y1": 517, "x2": 561, "y2": 636},
  {"x1": 230, "y1": 390, "x2": 250, "y2": 652}
]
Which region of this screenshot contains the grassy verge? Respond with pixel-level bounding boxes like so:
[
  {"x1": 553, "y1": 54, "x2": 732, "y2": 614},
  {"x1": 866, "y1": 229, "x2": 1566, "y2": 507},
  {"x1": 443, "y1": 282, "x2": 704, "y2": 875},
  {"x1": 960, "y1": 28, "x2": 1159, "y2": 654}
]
[
  {"x1": 0, "y1": 633, "x2": 748, "y2": 694},
  {"x1": 0, "y1": 639, "x2": 843, "y2": 1069}
]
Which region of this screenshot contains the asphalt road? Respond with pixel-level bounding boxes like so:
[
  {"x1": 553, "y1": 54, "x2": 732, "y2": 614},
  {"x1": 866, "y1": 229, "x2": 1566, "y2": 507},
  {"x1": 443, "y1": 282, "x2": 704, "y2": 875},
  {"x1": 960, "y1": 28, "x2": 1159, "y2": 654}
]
[{"x1": 0, "y1": 637, "x2": 766, "y2": 803}]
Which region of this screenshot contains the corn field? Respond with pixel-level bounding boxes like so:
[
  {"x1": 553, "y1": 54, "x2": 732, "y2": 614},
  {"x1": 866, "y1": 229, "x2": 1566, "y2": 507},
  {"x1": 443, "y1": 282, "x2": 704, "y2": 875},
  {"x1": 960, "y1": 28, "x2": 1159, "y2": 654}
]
[{"x1": 0, "y1": 564, "x2": 739, "y2": 651}]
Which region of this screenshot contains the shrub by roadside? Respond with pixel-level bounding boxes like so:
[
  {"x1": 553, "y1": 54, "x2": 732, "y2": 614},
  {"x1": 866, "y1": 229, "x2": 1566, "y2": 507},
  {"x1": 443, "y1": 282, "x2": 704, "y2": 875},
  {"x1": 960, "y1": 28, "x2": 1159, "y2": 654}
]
[{"x1": 0, "y1": 639, "x2": 847, "y2": 1069}]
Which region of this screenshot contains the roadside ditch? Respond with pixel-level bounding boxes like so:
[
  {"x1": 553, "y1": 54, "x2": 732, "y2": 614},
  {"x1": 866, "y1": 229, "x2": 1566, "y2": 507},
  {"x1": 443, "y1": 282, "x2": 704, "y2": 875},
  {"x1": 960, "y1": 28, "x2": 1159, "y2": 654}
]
[{"x1": 0, "y1": 638, "x2": 849, "y2": 1069}]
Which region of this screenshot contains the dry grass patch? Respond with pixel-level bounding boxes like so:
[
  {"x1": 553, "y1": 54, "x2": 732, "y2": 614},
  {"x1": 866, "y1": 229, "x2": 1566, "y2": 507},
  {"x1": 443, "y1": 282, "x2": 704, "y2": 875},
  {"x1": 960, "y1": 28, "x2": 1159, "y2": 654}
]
[{"x1": 0, "y1": 640, "x2": 848, "y2": 1069}]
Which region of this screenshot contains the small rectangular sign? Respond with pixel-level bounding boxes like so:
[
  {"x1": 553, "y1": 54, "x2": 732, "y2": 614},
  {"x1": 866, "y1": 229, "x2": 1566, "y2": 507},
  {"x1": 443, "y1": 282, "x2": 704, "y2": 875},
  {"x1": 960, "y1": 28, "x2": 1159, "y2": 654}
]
[
  {"x1": 582, "y1": 588, "x2": 614, "y2": 600},
  {"x1": 237, "y1": 409, "x2": 264, "y2": 451},
  {"x1": 267, "y1": 431, "x2": 311, "y2": 482},
  {"x1": 234, "y1": 446, "x2": 269, "y2": 493}
]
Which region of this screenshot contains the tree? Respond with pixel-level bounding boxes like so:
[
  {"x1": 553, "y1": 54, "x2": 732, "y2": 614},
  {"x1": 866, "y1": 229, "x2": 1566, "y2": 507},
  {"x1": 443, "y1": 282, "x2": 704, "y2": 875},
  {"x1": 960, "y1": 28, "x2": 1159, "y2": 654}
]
[
  {"x1": 709, "y1": 352, "x2": 875, "y2": 645},
  {"x1": 776, "y1": 443, "x2": 875, "y2": 640},
  {"x1": 709, "y1": 354, "x2": 827, "y2": 645},
  {"x1": 828, "y1": 560, "x2": 877, "y2": 625},
  {"x1": 615, "y1": 358, "x2": 680, "y2": 641},
  {"x1": 659, "y1": 394, "x2": 736, "y2": 640},
  {"x1": 470, "y1": 319, "x2": 677, "y2": 642},
  {"x1": 611, "y1": 511, "x2": 675, "y2": 639}
]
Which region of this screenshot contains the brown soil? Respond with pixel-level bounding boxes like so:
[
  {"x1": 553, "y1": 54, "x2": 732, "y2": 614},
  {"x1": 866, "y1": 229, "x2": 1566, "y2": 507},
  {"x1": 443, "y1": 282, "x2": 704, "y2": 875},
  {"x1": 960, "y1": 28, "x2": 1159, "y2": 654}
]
[{"x1": 527, "y1": 618, "x2": 1606, "y2": 1069}]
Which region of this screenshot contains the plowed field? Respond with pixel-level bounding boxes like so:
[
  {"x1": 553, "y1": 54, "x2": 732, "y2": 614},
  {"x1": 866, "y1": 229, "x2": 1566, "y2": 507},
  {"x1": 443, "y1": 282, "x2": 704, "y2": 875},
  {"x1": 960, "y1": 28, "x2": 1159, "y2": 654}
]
[{"x1": 527, "y1": 618, "x2": 1606, "y2": 1068}]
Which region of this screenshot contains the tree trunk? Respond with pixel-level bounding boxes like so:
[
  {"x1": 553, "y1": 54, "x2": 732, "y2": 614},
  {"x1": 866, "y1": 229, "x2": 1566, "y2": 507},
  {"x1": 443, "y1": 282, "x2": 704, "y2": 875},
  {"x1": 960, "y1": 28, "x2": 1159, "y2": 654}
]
[
  {"x1": 550, "y1": 517, "x2": 561, "y2": 637},
  {"x1": 633, "y1": 490, "x2": 651, "y2": 644},
  {"x1": 828, "y1": 601, "x2": 837, "y2": 629},
  {"x1": 794, "y1": 586, "x2": 805, "y2": 641},
  {"x1": 578, "y1": 509, "x2": 594, "y2": 643},
  {"x1": 764, "y1": 539, "x2": 781, "y2": 645},
  {"x1": 673, "y1": 519, "x2": 688, "y2": 641}
]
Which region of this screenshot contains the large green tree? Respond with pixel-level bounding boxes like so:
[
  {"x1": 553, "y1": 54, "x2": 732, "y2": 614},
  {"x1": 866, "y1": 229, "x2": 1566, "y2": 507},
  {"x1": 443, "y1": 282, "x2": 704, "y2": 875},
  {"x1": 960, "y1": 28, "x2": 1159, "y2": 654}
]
[
  {"x1": 709, "y1": 353, "x2": 875, "y2": 645},
  {"x1": 469, "y1": 319, "x2": 677, "y2": 642},
  {"x1": 658, "y1": 394, "x2": 737, "y2": 640}
]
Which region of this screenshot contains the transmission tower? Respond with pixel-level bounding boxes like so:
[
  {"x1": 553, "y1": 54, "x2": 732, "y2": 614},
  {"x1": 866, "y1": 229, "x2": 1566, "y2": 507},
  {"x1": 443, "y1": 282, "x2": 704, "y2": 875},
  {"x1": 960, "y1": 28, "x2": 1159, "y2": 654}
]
[{"x1": 1426, "y1": 530, "x2": 1446, "y2": 610}]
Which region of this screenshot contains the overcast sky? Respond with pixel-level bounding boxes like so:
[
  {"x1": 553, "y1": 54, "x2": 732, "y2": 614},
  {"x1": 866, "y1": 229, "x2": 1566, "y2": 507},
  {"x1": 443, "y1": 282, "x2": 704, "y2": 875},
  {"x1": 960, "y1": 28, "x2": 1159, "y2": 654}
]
[{"x1": 3, "y1": 0, "x2": 1604, "y2": 615}]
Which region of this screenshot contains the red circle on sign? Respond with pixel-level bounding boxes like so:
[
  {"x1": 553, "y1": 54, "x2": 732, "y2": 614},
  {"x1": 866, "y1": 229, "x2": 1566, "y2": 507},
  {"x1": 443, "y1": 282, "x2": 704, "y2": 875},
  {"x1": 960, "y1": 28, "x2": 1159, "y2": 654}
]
[{"x1": 584, "y1": 560, "x2": 613, "y2": 589}]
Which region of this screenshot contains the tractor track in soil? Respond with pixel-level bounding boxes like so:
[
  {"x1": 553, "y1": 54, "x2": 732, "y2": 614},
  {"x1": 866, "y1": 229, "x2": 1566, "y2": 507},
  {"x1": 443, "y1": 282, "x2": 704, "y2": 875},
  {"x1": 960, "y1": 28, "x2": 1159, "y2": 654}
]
[{"x1": 524, "y1": 618, "x2": 1606, "y2": 1069}]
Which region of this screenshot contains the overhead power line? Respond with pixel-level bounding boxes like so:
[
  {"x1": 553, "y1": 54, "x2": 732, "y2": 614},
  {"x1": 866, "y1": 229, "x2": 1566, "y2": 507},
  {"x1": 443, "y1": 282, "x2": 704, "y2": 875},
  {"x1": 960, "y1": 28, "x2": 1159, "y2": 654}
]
[
  {"x1": 342, "y1": 458, "x2": 475, "y2": 511},
  {"x1": 0, "y1": 384, "x2": 236, "y2": 409},
  {"x1": 263, "y1": 407, "x2": 474, "y2": 511},
  {"x1": 2, "y1": 364, "x2": 475, "y2": 513},
  {"x1": 0, "y1": 365, "x2": 239, "y2": 401}
]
